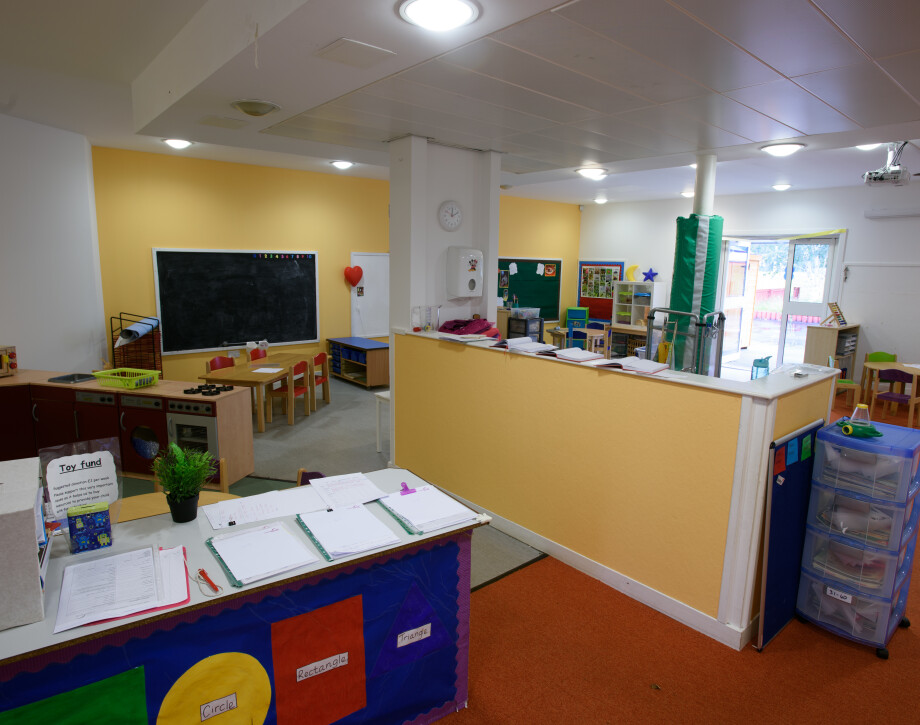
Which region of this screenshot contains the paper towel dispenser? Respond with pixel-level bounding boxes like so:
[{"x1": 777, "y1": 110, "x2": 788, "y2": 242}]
[{"x1": 446, "y1": 247, "x2": 483, "y2": 299}]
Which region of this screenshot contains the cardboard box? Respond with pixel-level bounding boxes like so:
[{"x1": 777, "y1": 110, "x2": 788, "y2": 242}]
[{"x1": 0, "y1": 458, "x2": 45, "y2": 631}]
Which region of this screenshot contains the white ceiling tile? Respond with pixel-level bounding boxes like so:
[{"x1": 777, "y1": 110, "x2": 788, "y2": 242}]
[
  {"x1": 440, "y1": 39, "x2": 651, "y2": 115},
  {"x1": 491, "y1": 13, "x2": 709, "y2": 104},
  {"x1": 665, "y1": 94, "x2": 803, "y2": 141},
  {"x1": 726, "y1": 80, "x2": 860, "y2": 134},
  {"x1": 878, "y1": 51, "x2": 920, "y2": 103},
  {"x1": 504, "y1": 130, "x2": 638, "y2": 164},
  {"x1": 673, "y1": 0, "x2": 865, "y2": 77},
  {"x1": 794, "y1": 63, "x2": 920, "y2": 127},
  {"x1": 526, "y1": 125, "x2": 654, "y2": 159},
  {"x1": 573, "y1": 117, "x2": 697, "y2": 155},
  {"x1": 361, "y1": 77, "x2": 556, "y2": 134},
  {"x1": 814, "y1": 0, "x2": 920, "y2": 58},
  {"x1": 556, "y1": 0, "x2": 781, "y2": 92},
  {"x1": 615, "y1": 105, "x2": 752, "y2": 148},
  {"x1": 397, "y1": 60, "x2": 601, "y2": 124}
]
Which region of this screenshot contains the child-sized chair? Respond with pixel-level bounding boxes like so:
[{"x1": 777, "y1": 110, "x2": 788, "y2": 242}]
[
  {"x1": 266, "y1": 360, "x2": 310, "y2": 424},
  {"x1": 870, "y1": 368, "x2": 919, "y2": 427},
  {"x1": 829, "y1": 356, "x2": 861, "y2": 407},
  {"x1": 205, "y1": 356, "x2": 234, "y2": 373},
  {"x1": 311, "y1": 353, "x2": 331, "y2": 411}
]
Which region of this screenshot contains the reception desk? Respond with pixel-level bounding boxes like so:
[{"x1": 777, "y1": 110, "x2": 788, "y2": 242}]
[
  {"x1": 0, "y1": 468, "x2": 486, "y2": 723},
  {"x1": 391, "y1": 331, "x2": 836, "y2": 650}
]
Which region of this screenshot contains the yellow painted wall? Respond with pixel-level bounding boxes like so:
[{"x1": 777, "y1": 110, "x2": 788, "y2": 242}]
[
  {"x1": 91, "y1": 148, "x2": 389, "y2": 382},
  {"x1": 498, "y1": 196, "x2": 581, "y2": 318},
  {"x1": 394, "y1": 333, "x2": 743, "y2": 616},
  {"x1": 773, "y1": 379, "x2": 833, "y2": 439}
]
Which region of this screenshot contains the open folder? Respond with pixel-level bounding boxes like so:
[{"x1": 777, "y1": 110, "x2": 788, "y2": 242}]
[
  {"x1": 378, "y1": 485, "x2": 478, "y2": 535},
  {"x1": 206, "y1": 522, "x2": 318, "y2": 587}
]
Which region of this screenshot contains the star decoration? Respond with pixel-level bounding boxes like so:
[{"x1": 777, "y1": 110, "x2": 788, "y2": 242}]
[{"x1": 642, "y1": 268, "x2": 658, "y2": 281}]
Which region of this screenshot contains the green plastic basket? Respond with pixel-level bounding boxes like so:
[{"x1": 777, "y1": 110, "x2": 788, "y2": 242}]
[{"x1": 93, "y1": 368, "x2": 160, "y2": 389}]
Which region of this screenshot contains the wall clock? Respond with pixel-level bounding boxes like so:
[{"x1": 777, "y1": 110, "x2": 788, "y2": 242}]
[{"x1": 438, "y1": 200, "x2": 462, "y2": 231}]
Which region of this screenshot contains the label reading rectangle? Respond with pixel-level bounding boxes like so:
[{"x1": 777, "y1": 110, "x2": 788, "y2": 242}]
[
  {"x1": 397, "y1": 623, "x2": 432, "y2": 648},
  {"x1": 296, "y1": 652, "x2": 349, "y2": 682},
  {"x1": 201, "y1": 693, "x2": 238, "y2": 721}
]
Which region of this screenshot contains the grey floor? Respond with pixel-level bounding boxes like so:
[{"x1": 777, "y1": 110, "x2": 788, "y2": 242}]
[{"x1": 127, "y1": 377, "x2": 544, "y2": 589}]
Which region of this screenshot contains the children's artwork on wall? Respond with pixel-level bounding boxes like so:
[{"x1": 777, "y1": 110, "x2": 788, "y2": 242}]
[
  {"x1": 577, "y1": 260, "x2": 624, "y2": 320},
  {"x1": 498, "y1": 270, "x2": 509, "y2": 288}
]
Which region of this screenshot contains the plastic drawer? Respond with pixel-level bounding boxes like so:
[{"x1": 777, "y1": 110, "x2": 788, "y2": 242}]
[
  {"x1": 801, "y1": 527, "x2": 915, "y2": 598},
  {"x1": 806, "y1": 479, "x2": 920, "y2": 551},
  {"x1": 796, "y1": 569, "x2": 910, "y2": 648},
  {"x1": 814, "y1": 422, "x2": 920, "y2": 502}
]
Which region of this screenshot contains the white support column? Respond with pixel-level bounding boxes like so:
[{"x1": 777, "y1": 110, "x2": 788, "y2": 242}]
[{"x1": 693, "y1": 154, "x2": 717, "y2": 216}]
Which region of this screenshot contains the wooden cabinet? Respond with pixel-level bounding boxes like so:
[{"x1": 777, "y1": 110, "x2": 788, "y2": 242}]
[
  {"x1": 328, "y1": 337, "x2": 389, "y2": 388},
  {"x1": 804, "y1": 324, "x2": 859, "y2": 376},
  {"x1": 0, "y1": 386, "x2": 36, "y2": 460},
  {"x1": 30, "y1": 387, "x2": 119, "y2": 451}
]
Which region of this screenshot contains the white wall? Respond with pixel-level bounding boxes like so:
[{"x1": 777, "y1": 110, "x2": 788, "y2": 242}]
[
  {"x1": 580, "y1": 184, "x2": 920, "y2": 375},
  {"x1": 0, "y1": 114, "x2": 105, "y2": 372}
]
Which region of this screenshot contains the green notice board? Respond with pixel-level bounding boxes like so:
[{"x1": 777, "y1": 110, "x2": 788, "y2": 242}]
[{"x1": 497, "y1": 258, "x2": 562, "y2": 320}]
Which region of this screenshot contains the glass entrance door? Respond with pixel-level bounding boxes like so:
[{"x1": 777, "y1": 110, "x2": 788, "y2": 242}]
[{"x1": 779, "y1": 239, "x2": 833, "y2": 364}]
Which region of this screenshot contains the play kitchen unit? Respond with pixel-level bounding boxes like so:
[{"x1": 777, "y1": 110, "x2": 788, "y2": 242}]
[
  {"x1": 0, "y1": 369, "x2": 254, "y2": 489},
  {"x1": 796, "y1": 422, "x2": 920, "y2": 658}
]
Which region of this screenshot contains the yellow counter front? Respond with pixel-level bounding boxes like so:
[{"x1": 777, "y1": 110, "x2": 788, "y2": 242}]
[{"x1": 390, "y1": 332, "x2": 835, "y2": 649}]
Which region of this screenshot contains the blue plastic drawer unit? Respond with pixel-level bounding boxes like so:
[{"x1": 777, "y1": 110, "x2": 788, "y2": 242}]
[
  {"x1": 801, "y1": 527, "x2": 915, "y2": 598},
  {"x1": 814, "y1": 422, "x2": 920, "y2": 502},
  {"x1": 796, "y1": 569, "x2": 911, "y2": 648},
  {"x1": 806, "y1": 479, "x2": 920, "y2": 552}
]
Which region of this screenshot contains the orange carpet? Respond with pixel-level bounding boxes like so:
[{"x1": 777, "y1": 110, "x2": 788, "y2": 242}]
[
  {"x1": 453, "y1": 556, "x2": 919, "y2": 725},
  {"x1": 452, "y1": 397, "x2": 918, "y2": 724}
]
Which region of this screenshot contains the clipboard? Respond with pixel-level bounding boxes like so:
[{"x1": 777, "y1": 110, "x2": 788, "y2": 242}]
[
  {"x1": 295, "y1": 516, "x2": 335, "y2": 562},
  {"x1": 205, "y1": 522, "x2": 318, "y2": 588}
]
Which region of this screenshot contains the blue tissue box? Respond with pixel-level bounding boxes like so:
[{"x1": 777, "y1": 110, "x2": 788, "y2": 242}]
[{"x1": 67, "y1": 501, "x2": 112, "y2": 553}]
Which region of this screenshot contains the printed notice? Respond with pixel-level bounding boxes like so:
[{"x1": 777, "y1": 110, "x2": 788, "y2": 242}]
[
  {"x1": 296, "y1": 652, "x2": 349, "y2": 682},
  {"x1": 201, "y1": 693, "x2": 237, "y2": 721},
  {"x1": 397, "y1": 623, "x2": 431, "y2": 648},
  {"x1": 46, "y1": 451, "x2": 119, "y2": 518}
]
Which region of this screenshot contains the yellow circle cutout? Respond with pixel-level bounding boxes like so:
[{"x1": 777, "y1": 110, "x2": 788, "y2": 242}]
[{"x1": 157, "y1": 652, "x2": 271, "y2": 725}]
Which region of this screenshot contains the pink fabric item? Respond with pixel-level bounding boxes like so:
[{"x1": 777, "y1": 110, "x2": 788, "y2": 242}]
[{"x1": 438, "y1": 318, "x2": 493, "y2": 335}]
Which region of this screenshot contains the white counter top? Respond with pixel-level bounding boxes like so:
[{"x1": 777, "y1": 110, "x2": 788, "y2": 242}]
[{"x1": 397, "y1": 329, "x2": 837, "y2": 401}]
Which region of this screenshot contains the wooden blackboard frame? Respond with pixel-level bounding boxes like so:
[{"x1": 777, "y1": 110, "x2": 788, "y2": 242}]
[
  {"x1": 497, "y1": 257, "x2": 562, "y2": 320},
  {"x1": 153, "y1": 248, "x2": 320, "y2": 355}
]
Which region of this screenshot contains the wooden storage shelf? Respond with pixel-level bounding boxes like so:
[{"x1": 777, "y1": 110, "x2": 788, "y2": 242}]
[{"x1": 328, "y1": 337, "x2": 389, "y2": 389}]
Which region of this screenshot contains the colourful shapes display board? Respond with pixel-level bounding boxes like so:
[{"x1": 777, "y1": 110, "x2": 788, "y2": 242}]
[
  {"x1": 271, "y1": 595, "x2": 366, "y2": 725},
  {"x1": 371, "y1": 582, "x2": 453, "y2": 677},
  {"x1": 156, "y1": 653, "x2": 271, "y2": 724},
  {"x1": 0, "y1": 668, "x2": 146, "y2": 725}
]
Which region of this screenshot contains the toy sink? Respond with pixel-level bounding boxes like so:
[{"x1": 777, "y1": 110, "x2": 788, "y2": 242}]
[{"x1": 47, "y1": 373, "x2": 96, "y2": 384}]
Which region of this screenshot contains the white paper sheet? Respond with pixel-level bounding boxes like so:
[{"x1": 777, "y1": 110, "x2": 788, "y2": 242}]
[
  {"x1": 209, "y1": 522, "x2": 318, "y2": 585},
  {"x1": 274, "y1": 485, "x2": 327, "y2": 516},
  {"x1": 379, "y1": 486, "x2": 477, "y2": 534},
  {"x1": 203, "y1": 486, "x2": 329, "y2": 530},
  {"x1": 298, "y1": 505, "x2": 399, "y2": 558},
  {"x1": 555, "y1": 347, "x2": 604, "y2": 362},
  {"x1": 254, "y1": 367, "x2": 284, "y2": 373},
  {"x1": 310, "y1": 473, "x2": 387, "y2": 510},
  {"x1": 54, "y1": 547, "x2": 160, "y2": 633}
]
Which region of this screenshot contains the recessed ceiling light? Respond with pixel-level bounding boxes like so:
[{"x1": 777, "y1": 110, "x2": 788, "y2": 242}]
[
  {"x1": 163, "y1": 139, "x2": 192, "y2": 150},
  {"x1": 231, "y1": 99, "x2": 281, "y2": 117},
  {"x1": 576, "y1": 167, "x2": 608, "y2": 180},
  {"x1": 772, "y1": 184, "x2": 792, "y2": 191},
  {"x1": 331, "y1": 161, "x2": 354, "y2": 170},
  {"x1": 761, "y1": 143, "x2": 805, "y2": 157},
  {"x1": 681, "y1": 190, "x2": 695, "y2": 198},
  {"x1": 595, "y1": 196, "x2": 608, "y2": 205},
  {"x1": 689, "y1": 163, "x2": 697, "y2": 169},
  {"x1": 857, "y1": 143, "x2": 881, "y2": 151},
  {"x1": 399, "y1": 0, "x2": 479, "y2": 31}
]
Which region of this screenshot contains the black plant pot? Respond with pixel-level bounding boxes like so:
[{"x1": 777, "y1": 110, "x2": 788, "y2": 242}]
[{"x1": 167, "y1": 493, "x2": 200, "y2": 523}]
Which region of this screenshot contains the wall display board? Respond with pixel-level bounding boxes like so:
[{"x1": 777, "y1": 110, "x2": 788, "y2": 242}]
[
  {"x1": 756, "y1": 419, "x2": 824, "y2": 650},
  {"x1": 153, "y1": 249, "x2": 319, "y2": 354},
  {"x1": 350, "y1": 253, "x2": 389, "y2": 338},
  {"x1": 497, "y1": 258, "x2": 561, "y2": 320},
  {"x1": 577, "y1": 261, "x2": 624, "y2": 320}
]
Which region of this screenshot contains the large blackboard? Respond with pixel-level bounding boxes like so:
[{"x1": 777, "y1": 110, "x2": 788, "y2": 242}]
[
  {"x1": 497, "y1": 258, "x2": 562, "y2": 320},
  {"x1": 153, "y1": 249, "x2": 319, "y2": 354}
]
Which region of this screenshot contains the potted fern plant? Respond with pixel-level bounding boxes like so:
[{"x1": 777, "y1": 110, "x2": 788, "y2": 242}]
[{"x1": 151, "y1": 443, "x2": 216, "y2": 523}]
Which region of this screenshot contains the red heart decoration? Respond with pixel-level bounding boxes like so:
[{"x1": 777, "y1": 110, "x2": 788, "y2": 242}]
[{"x1": 344, "y1": 266, "x2": 363, "y2": 286}]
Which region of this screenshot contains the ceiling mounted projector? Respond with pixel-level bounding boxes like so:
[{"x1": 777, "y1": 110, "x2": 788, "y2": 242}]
[{"x1": 863, "y1": 141, "x2": 911, "y2": 186}]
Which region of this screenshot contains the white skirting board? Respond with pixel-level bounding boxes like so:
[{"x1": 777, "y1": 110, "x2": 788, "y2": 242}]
[{"x1": 447, "y1": 490, "x2": 753, "y2": 651}]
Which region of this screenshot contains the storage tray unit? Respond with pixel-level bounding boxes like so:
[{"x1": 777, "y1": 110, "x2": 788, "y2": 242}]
[
  {"x1": 806, "y1": 478, "x2": 920, "y2": 551},
  {"x1": 813, "y1": 422, "x2": 920, "y2": 501},
  {"x1": 796, "y1": 569, "x2": 911, "y2": 648}
]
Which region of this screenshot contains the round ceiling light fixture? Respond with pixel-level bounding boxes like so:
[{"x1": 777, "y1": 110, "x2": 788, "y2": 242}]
[
  {"x1": 231, "y1": 99, "x2": 281, "y2": 117},
  {"x1": 761, "y1": 143, "x2": 805, "y2": 157},
  {"x1": 163, "y1": 139, "x2": 192, "y2": 150},
  {"x1": 681, "y1": 190, "x2": 695, "y2": 198},
  {"x1": 856, "y1": 143, "x2": 881, "y2": 151},
  {"x1": 576, "y1": 167, "x2": 608, "y2": 180},
  {"x1": 399, "y1": 0, "x2": 479, "y2": 31},
  {"x1": 594, "y1": 195, "x2": 608, "y2": 204},
  {"x1": 772, "y1": 183, "x2": 792, "y2": 191},
  {"x1": 331, "y1": 161, "x2": 355, "y2": 170}
]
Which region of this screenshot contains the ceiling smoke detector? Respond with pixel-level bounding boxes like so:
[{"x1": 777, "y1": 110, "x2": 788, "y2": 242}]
[{"x1": 231, "y1": 99, "x2": 281, "y2": 117}]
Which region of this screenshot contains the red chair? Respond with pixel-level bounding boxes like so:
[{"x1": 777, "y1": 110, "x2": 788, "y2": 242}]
[
  {"x1": 248, "y1": 347, "x2": 267, "y2": 362},
  {"x1": 311, "y1": 353, "x2": 331, "y2": 411},
  {"x1": 266, "y1": 360, "x2": 310, "y2": 424},
  {"x1": 205, "y1": 356, "x2": 234, "y2": 373}
]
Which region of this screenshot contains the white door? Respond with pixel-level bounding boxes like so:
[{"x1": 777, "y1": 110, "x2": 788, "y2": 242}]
[{"x1": 778, "y1": 238, "x2": 836, "y2": 365}]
